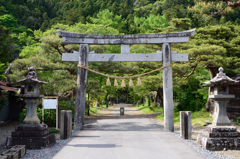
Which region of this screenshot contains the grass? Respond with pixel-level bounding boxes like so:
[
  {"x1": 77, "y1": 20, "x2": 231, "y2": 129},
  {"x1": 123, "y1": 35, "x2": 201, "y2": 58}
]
[
  {"x1": 136, "y1": 104, "x2": 163, "y2": 114},
  {"x1": 156, "y1": 110, "x2": 213, "y2": 127},
  {"x1": 88, "y1": 104, "x2": 108, "y2": 115},
  {"x1": 136, "y1": 103, "x2": 213, "y2": 127},
  {"x1": 50, "y1": 128, "x2": 59, "y2": 133}
]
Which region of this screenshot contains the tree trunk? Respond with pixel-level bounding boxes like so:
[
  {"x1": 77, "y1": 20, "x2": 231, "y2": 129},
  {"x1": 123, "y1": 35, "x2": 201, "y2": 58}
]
[
  {"x1": 148, "y1": 96, "x2": 150, "y2": 106},
  {"x1": 157, "y1": 87, "x2": 164, "y2": 108},
  {"x1": 140, "y1": 97, "x2": 143, "y2": 104},
  {"x1": 205, "y1": 66, "x2": 216, "y2": 112},
  {"x1": 105, "y1": 94, "x2": 108, "y2": 108}
]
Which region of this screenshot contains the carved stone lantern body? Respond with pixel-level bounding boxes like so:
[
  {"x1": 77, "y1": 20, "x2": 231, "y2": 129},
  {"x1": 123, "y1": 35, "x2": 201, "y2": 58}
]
[
  {"x1": 17, "y1": 66, "x2": 47, "y2": 124},
  {"x1": 197, "y1": 67, "x2": 240, "y2": 151},
  {"x1": 202, "y1": 67, "x2": 238, "y2": 126},
  {"x1": 11, "y1": 67, "x2": 56, "y2": 149}
]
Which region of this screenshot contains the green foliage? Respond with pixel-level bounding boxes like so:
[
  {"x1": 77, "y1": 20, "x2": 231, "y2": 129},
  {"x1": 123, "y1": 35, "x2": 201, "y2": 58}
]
[
  {"x1": 18, "y1": 32, "x2": 36, "y2": 46},
  {"x1": 175, "y1": 76, "x2": 207, "y2": 112},
  {"x1": 136, "y1": 102, "x2": 163, "y2": 114},
  {"x1": 0, "y1": 14, "x2": 18, "y2": 28},
  {"x1": 19, "y1": 44, "x2": 40, "y2": 58},
  {"x1": 149, "y1": 102, "x2": 163, "y2": 112},
  {"x1": 131, "y1": 14, "x2": 170, "y2": 33},
  {"x1": 156, "y1": 109, "x2": 213, "y2": 126},
  {"x1": 237, "y1": 117, "x2": 240, "y2": 124},
  {"x1": 90, "y1": 9, "x2": 127, "y2": 33},
  {"x1": 50, "y1": 128, "x2": 59, "y2": 133}
]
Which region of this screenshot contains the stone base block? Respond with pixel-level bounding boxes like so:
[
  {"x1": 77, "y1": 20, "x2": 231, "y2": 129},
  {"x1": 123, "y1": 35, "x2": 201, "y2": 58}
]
[
  {"x1": 15, "y1": 124, "x2": 48, "y2": 131},
  {"x1": 12, "y1": 129, "x2": 50, "y2": 137},
  {"x1": 12, "y1": 134, "x2": 56, "y2": 150},
  {"x1": 202, "y1": 130, "x2": 240, "y2": 138},
  {"x1": 197, "y1": 125, "x2": 240, "y2": 151},
  {"x1": 11, "y1": 124, "x2": 56, "y2": 149},
  {"x1": 197, "y1": 134, "x2": 240, "y2": 150},
  {"x1": 206, "y1": 126, "x2": 237, "y2": 132}
]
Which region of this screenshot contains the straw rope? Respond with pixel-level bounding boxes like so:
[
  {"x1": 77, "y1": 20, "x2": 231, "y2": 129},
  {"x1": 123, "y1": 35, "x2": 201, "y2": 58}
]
[{"x1": 77, "y1": 64, "x2": 172, "y2": 79}]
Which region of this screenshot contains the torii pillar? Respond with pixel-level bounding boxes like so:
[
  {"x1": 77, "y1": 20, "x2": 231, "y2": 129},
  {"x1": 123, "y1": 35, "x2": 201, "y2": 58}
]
[
  {"x1": 162, "y1": 43, "x2": 173, "y2": 131},
  {"x1": 58, "y1": 29, "x2": 195, "y2": 132}
]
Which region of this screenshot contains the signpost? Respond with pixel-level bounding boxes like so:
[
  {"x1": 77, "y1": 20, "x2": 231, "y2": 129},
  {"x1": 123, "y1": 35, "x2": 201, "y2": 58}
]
[
  {"x1": 42, "y1": 96, "x2": 59, "y2": 129},
  {"x1": 58, "y1": 29, "x2": 195, "y2": 131}
]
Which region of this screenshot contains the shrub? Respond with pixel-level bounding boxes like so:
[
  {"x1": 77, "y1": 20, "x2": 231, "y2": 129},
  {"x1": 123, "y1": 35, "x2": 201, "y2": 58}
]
[
  {"x1": 175, "y1": 76, "x2": 207, "y2": 112},
  {"x1": 237, "y1": 117, "x2": 240, "y2": 124}
]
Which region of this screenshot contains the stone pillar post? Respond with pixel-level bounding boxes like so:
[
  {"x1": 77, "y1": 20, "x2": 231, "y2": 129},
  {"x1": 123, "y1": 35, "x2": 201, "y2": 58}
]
[
  {"x1": 60, "y1": 110, "x2": 72, "y2": 139},
  {"x1": 162, "y1": 43, "x2": 174, "y2": 132},
  {"x1": 180, "y1": 111, "x2": 192, "y2": 139},
  {"x1": 74, "y1": 44, "x2": 88, "y2": 131}
]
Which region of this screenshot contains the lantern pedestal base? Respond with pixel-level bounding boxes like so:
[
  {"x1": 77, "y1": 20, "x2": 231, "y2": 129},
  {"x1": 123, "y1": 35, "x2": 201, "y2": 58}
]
[
  {"x1": 11, "y1": 124, "x2": 56, "y2": 149},
  {"x1": 197, "y1": 125, "x2": 240, "y2": 150}
]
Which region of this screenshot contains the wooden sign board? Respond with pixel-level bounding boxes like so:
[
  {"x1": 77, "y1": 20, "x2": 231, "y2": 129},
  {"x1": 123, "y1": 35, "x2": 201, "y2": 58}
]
[{"x1": 42, "y1": 97, "x2": 59, "y2": 129}]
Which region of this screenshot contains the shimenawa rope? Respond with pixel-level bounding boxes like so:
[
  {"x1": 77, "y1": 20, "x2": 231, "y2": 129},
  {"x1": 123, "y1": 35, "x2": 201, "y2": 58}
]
[{"x1": 77, "y1": 64, "x2": 172, "y2": 87}]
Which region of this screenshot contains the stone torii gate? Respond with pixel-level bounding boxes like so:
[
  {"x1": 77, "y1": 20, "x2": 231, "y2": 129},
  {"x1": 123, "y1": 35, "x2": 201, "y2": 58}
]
[{"x1": 58, "y1": 29, "x2": 195, "y2": 132}]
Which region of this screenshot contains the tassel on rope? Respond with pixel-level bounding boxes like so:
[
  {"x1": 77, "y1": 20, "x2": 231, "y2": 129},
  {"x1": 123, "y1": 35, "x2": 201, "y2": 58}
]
[
  {"x1": 129, "y1": 78, "x2": 134, "y2": 87},
  {"x1": 114, "y1": 79, "x2": 118, "y2": 87},
  {"x1": 121, "y1": 79, "x2": 126, "y2": 87},
  {"x1": 106, "y1": 77, "x2": 111, "y2": 86},
  {"x1": 137, "y1": 77, "x2": 142, "y2": 85}
]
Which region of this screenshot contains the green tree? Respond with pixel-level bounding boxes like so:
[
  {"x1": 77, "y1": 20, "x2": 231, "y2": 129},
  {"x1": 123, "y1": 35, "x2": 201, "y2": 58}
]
[
  {"x1": 0, "y1": 14, "x2": 18, "y2": 28},
  {"x1": 90, "y1": 9, "x2": 127, "y2": 33},
  {"x1": 131, "y1": 14, "x2": 170, "y2": 33}
]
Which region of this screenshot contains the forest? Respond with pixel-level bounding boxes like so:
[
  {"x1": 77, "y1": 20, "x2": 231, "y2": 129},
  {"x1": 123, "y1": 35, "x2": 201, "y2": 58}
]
[{"x1": 1, "y1": 0, "x2": 240, "y2": 124}]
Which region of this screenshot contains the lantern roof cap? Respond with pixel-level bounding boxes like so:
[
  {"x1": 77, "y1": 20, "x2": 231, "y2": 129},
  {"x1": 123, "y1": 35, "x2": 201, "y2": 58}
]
[
  {"x1": 202, "y1": 67, "x2": 238, "y2": 87},
  {"x1": 16, "y1": 66, "x2": 47, "y2": 84}
]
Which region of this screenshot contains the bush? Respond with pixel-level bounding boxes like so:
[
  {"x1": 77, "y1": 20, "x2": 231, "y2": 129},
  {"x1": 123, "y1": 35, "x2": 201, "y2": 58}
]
[
  {"x1": 149, "y1": 102, "x2": 158, "y2": 111},
  {"x1": 237, "y1": 117, "x2": 240, "y2": 124},
  {"x1": 50, "y1": 128, "x2": 59, "y2": 133},
  {"x1": 175, "y1": 76, "x2": 207, "y2": 112}
]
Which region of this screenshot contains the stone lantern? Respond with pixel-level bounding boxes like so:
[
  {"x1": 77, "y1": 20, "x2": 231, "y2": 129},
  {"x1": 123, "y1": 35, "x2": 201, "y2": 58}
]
[
  {"x1": 197, "y1": 67, "x2": 240, "y2": 150},
  {"x1": 11, "y1": 67, "x2": 56, "y2": 149}
]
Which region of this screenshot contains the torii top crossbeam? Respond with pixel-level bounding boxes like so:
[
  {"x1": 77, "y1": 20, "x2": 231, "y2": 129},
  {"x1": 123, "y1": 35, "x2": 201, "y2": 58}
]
[
  {"x1": 57, "y1": 29, "x2": 195, "y2": 45},
  {"x1": 58, "y1": 29, "x2": 195, "y2": 62}
]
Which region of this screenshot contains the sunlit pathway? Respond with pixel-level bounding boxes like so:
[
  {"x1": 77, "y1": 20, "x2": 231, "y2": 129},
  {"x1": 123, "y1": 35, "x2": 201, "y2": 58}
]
[{"x1": 52, "y1": 104, "x2": 205, "y2": 159}]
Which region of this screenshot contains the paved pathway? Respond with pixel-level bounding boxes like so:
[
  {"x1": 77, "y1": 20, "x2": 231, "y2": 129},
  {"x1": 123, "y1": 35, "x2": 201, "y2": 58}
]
[{"x1": 52, "y1": 104, "x2": 205, "y2": 159}]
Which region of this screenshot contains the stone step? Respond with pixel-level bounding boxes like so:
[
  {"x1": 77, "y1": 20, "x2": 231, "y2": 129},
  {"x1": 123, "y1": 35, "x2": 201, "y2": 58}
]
[
  {"x1": 15, "y1": 124, "x2": 48, "y2": 131},
  {"x1": 197, "y1": 134, "x2": 240, "y2": 151},
  {"x1": 206, "y1": 125, "x2": 237, "y2": 132},
  {"x1": 12, "y1": 129, "x2": 50, "y2": 137},
  {"x1": 202, "y1": 130, "x2": 240, "y2": 138},
  {"x1": 11, "y1": 133, "x2": 56, "y2": 149}
]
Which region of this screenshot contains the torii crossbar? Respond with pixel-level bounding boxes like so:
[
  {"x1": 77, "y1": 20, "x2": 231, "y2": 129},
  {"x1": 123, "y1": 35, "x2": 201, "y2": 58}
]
[{"x1": 58, "y1": 29, "x2": 195, "y2": 132}]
